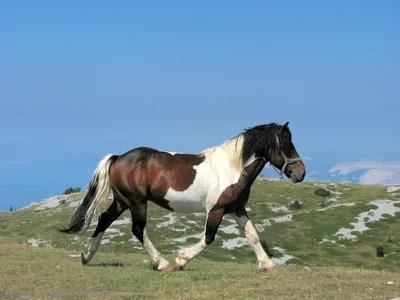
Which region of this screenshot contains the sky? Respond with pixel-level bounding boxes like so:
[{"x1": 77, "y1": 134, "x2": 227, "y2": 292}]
[{"x1": 0, "y1": 1, "x2": 399, "y2": 210}]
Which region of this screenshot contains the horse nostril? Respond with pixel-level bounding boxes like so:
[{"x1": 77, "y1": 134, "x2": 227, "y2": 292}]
[{"x1": 301, "y1": 172, "x2": 306, "y2": 180}]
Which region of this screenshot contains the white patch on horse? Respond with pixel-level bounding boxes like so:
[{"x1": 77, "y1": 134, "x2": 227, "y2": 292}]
[
  {"x1": 82, "y1": 232, "x2": 104, "y2": 263},
  {"x1": 231, "y1": 213, "x2": 275, "y2": 270},
  {"x1": 164, "y1": 145, "x2": 242, "y2": 213},
  {"x1": 141, "y1": 228, "x2": 170, "y2": 270},
  {"x1": 244, "y1": 153, "x2": 259, "y2": 167},
  {"x1": 167, "y1": 151, "x2": 181, "y2": 156}
]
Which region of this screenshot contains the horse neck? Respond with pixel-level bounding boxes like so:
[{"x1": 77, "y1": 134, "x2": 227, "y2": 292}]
[{"x1": 242, "y1": 154, "x2": 268, "y2": 184}]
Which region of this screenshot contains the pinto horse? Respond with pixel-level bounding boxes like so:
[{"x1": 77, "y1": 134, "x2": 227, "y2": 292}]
[{"x1": 59, "y1": 122, "x2": 306, "y2": 271}]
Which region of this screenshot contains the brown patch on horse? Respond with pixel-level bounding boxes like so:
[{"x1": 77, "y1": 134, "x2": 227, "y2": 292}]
[
  {"x1": 109, "y1": 148, "x2": 205, "y2": 210},
  {"x1": 147, "y1": 152, "x2": 205, "y2": 192}
]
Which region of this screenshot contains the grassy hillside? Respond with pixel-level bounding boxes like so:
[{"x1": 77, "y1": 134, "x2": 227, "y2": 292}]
[
  {"x1": 1, "y1": 178, "x2": 400, "y2": 274},
  {"x1": 1, "y1": 237, "x2": 399, "y2": 300}
]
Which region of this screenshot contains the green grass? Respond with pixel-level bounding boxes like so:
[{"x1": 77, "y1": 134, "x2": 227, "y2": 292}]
[{"x1": 1, "y1": 236, "x2": 400, "y2": 300}]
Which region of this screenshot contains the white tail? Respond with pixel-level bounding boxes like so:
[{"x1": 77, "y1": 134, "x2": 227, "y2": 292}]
[{"x1": 59, "y1": 153, "x2": 119, "y2": 235}]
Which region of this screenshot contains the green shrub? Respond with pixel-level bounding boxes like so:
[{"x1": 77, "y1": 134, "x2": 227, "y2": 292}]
[
  {"x1": 63, "y1": 187, "x2": 81, "y2": 195},
  {"x1": 289, "y1": 200, "x2": 301, "y2": 210},
  {"x1": 376, "y1": 245, "x2": 385, "y2": 257}
]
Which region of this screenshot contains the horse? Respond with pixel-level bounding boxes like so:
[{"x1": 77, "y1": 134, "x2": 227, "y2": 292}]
[{"x1": 59, "y1": 121, "x2": 306, "y2": 272}]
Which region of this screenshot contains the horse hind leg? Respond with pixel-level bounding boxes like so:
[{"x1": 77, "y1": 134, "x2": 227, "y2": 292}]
[
  {"x1": 129, "y1": 200, "x2": 170, "y2": 271},
  {"x1": 81, "y1": 197, "x2": 127, "y2": 265}
]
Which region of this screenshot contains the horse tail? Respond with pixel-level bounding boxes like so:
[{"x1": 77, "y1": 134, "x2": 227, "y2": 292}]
[{"x1": 58, "y1": 154, "x2": 119, "y2": 235}]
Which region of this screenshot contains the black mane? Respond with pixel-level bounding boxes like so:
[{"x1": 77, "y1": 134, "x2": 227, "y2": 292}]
[{"x1": 240, "y1": 123, "x2": 292, "y2": 163}]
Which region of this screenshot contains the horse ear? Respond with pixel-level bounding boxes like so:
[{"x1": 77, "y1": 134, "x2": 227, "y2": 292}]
[{"x1": 281, "y1": 121, "x2": 289, "y2": 134}]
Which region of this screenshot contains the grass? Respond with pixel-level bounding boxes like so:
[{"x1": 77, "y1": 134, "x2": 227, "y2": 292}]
[
  {"x1": 1, "y1": 179, "x2": 400, "y2": 298},
  {"x1": 1, "y1": 236, "x2": 399, "y2": 300}
]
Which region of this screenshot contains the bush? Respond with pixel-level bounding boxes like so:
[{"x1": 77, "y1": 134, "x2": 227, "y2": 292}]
[
  {"x1": 63, "y1": 187, "x2": 81, "y2": 195},
  {"x1": 376, "y1": 245, "x2": 385, "y2": 257},
  {"x1": 289, "y1": 200, "x2": 301, "y2": 210},
  {"x1": 314, "y1": 188, "x2": 331, "y2": 197}
]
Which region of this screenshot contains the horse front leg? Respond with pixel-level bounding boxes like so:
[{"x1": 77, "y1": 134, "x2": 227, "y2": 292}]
[
  {"x1": 168, "y1": 207, "x2": 224, "y2": 271},
  {"x1": 230, "y1": 206, "x2": 275, "y2": 272}
]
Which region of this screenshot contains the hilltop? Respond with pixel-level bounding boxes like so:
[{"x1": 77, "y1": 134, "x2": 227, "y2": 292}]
[{"x1": 1, "y1": 178, "x2": 399, "y2": 273}]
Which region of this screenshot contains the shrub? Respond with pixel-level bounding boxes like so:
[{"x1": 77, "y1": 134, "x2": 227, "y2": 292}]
[
  {"x1": 63, "y1": 187, "x2": 81, "y2": 195},
  {"x1": 289, "y1": 200, "x2": 301, "y2": 210},
  {"x1": 376, "y1": 245, "x2": 385, "y2": 257}
]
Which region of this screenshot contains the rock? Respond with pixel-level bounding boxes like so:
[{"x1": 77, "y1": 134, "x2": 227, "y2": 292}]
[{"x1": 314, "y1": 188, "x2": 331, "y2": 197}]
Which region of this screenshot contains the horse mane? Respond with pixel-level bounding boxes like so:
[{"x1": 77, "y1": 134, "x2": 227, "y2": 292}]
[
  {"x1": 200, "y1": 122, "x2": 292, "y2": 174},
  {"x1": 201, "y1": 134, "x2": 245, "y2": 173}
]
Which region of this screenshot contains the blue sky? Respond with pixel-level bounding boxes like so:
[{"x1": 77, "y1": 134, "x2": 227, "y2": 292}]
[{"x1": 1, "y1": 1, "x2": 399, "y2": 210}]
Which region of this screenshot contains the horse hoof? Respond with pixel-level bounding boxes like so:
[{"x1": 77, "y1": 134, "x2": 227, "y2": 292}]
[
  {"x1": 266, "y1": 265, "x2": 276, "y2": 272},
  {"x1": 160, "y1": 264, "x2": 176, "y2": 272},
  {"x1": 81, "y1": 253, "x2": 89, "y2": 265},
  {"x1": 160, "y1": 264, "x2": 184, "y2": 272},
  {"x1": 174, "y1": 264, "x2": 184, "y2": 271},
  {"x1": 259, "y1": 264, "x2": 275, "y2": 272}
]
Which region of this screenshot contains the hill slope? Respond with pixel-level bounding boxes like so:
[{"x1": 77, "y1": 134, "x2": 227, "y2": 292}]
[
  {"x1": 1, "y1": 238, "x2": 400, "y2": 300},
  {"x1": 1, "y1": 179, "x2": 400, "y2": 273}
]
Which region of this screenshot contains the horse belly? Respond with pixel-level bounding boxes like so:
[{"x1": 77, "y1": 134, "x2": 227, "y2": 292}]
[{"x1": 164, "y1": 187, "x2": 208, "y2": 213}]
